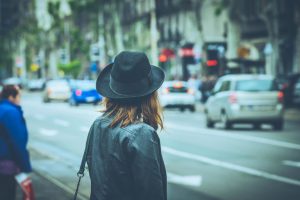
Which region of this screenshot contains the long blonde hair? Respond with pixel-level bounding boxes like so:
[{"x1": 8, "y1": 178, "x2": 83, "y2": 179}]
[{"x1": 102, "y1": 91, "x2": 163, "y2": 130}]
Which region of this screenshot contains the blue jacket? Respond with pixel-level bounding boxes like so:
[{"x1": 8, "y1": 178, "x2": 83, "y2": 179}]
[{"x1": 0, "y1": 100, "x2": 32, "y2": 173}]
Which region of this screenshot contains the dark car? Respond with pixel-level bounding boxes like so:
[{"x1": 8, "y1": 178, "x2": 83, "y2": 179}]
[
  {"x1": 277, "y1": 73, "x2": 300, "y2": 107},
  {"x1": 293, "y1": 78, "x2": 300, "y2": 105},
  {"x1": 69, "y1": 80, "x2": 102, "y2": 106}
]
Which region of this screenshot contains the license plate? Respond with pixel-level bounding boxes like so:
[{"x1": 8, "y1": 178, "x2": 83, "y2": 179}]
[
  {"x1": 257, "y1": 105, "x2": 273, "y2": 111},
  {"x1": 242, "y1": 105, "x2": 273, "y2": 111},
  {"x1": 86, "y1": 97, "x2": 95, "y2": 102}
]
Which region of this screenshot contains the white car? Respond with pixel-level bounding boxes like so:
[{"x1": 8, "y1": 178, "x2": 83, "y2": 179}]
[
  {"x1": 27, "y1": 79, "x2": 45, "y2": 91},
  {"x1": 204, "y1": 74, "x2": 284, "y2": 130},
  {"x1": 3, "y1": 77, "x2": 24, "y2": 88},
  {"x1": 43, "y1": 80, "x2": 71, "y2": 102},
  {"x1": 159, "y1": 81, "x2": 196, "y2": 112}
]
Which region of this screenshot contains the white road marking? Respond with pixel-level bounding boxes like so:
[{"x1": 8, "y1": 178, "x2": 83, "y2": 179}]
[
  {"x1": 34, "y1": 114, "x2": 45, "y2": 120},
  {"x1": 167, "y1": 173, "x2": 202, "y2": 187},
  {"x1": 165, "y1": 122, "x2": 300, "y2": 150},
  {"x1": 283, "y1": 160, "x2": 300, "y2": 168},
  {"x1": 80, "y1": 126, "x2": 90, "y2": 133},
  {"x1": 39, "y1": 128, "x2": 58, "y2": 136},
  {"x1": 162, "y1": 146, "x2": 300, "y2": 187},
  {"x1": 53, "y1": 119, "x2": 70, "y2": 127}
]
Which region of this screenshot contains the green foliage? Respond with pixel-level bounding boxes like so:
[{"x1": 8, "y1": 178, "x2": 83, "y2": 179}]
[
  {"x1": 58, "y1": 60, "x2": 81, "y2": 78},
  {"x1": 214, "y1": 0, "x2": 230, "y2": 16},
  {"x1": 70, "y1": 27, "x2": 89, "y2": 60},
  {"x1": 214, "y1": 6, "x2": 223, "y2": 16}
]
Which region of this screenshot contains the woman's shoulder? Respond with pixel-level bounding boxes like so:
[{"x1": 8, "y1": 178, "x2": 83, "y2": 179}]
[
  {"x1": 91, "y1": 116, "x2": 157, "y2": 140},
  {"x1": 93, "y1": 115, "x2": 155, "y2": 132},
  {"x1": 0, "y1": 102, "x2": 21, "y2": 118},
  {"x1": 122, "y1": 122, "x2": 157, "y2": 140},
  {"x1": 90, "y1": 115, "x2": 111, "y2": 129},
  {"x1": 125, "y1": 121, "x2": 154, "y2": 131}
]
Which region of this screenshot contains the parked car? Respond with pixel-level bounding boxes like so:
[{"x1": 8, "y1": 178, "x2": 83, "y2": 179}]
[
  {"x1": 204, "y1": 74, "x2": 284, "y2": 130},
  {"x1": 27, "y1": 79, "x2": 45, "y2": 91},
  {"x1": 43, "y1": 79, "x2": 71, "y2": 102},
  {"x1": 277, "y1": 73, "x2": 300, "y2": 107},
  {"x1": 2, "y1": 77, "x2": 24, "y2": 88},
  {"x1": 69, "y1": 80, "x2": 102, "y2": 106},
  {"x1": 159, "y1": 81, "x2": 196, "y2": 112}
]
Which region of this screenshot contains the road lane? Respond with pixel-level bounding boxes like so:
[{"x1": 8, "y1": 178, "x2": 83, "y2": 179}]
[
  {"x1": 161, "y1": 126, "x2": 300, "y2": 181},
  {"x1": 21, "y1": 92, "x2": 300, "y2": 200}
]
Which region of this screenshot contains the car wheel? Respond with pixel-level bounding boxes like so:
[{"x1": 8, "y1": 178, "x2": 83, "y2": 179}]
[
  {"x1": 43, "y1": 97, "x2": 50, "y2": 103},
  {"x1": 273, "y1": 120, "x2": 284, "y2": 131},
  {"x1": 206, "y1": 114, "x2": 214, "y2": 128},
  {"x1": 69, "y1": 99, "x2": 79, "y2": 106},
  {"x1": 253, "y1": 123, "x2": 261, "y2": 130},
  {"x1": 69, "y1": 99, "x2": 74, "y2": 106},
  {"x1": 189, "y1": 106, "x2": 196, "y2": 112},
  {"x1": 221, "y1": 112, "x2": 232, "y2": 130}
]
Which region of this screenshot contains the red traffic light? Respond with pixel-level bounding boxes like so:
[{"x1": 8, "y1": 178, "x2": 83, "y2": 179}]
[
  {"x1": 179, "y1": 48, "x2": 194, "y2": 57},
  {"x1": 207, "y1": 60, "x2": 218, "y2": 67},
  {"x1": 159, "y1": 54, "x2": 167, "y2": 62}
]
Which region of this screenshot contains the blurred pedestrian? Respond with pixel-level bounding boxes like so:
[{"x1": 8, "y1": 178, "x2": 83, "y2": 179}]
[
  {"x1": 0, "y1": 85, "x2": 32, "y2": 200},
  {"x1": 188, "y1": 75, "x2": 202, "y2": 102},
  {"x1": 187, "y1": 74, "x2": 201, "y2": 90},
  {"x1": 78, "y1": 51, "x2": 167, "y2": 200}
]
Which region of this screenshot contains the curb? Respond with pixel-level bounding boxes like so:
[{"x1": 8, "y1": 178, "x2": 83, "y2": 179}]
[
  {"x1": 29, "y1": 147, "x2": 89, "y2": 200},
  {"x1": 284, "y1": 108, "x2": 300, "y2": 121},
  {"x1": 33, "y1": 170, "x2": 87, "y2": 200}
]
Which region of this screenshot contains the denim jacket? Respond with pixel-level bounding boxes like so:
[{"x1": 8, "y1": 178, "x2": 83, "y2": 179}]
[{"x1": 87, "y1": 116, "x2": 167, "y2": 200}]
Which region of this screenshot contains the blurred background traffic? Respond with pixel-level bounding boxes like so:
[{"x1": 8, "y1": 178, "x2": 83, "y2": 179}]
[{"x1": 1, "y1": 0, "x2": 300, "y2": 200}]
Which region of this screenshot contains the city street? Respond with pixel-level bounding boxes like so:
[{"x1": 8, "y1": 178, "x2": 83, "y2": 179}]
[
  {"x1": 22, "y1": 91, "x2": 300, "y2": 200},
  {"x1": 1, "y1": 0, "x2": 300, "y2": 199}
]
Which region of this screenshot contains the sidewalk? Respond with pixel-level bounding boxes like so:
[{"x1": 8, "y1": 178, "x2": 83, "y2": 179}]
[
  {"x1": 16, "y1": 172, "x2": 73, "y2": 200},
  {"x1": 14, "y1": 147, "x2": 89, "y2": 200},
  {"x1": 285, "y1": 107, "x2": 300, "y2": 121}
]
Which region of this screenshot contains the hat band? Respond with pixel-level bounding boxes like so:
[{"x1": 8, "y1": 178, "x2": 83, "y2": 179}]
[{"x1": 109, "y1": 71, "x2": 153, "y2": 97}]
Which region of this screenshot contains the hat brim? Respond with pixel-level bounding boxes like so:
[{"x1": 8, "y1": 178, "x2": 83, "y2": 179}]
[{"x1": 96, "y1": 63, "x2": 165, "y2": 99}]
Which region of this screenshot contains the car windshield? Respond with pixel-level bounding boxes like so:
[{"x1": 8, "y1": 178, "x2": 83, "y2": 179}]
[
  {"x1": 163, "y1": 82, "x2": 188, "y2": 93},
  {"x1": 76, "y1": 81, "x2": 95, "y2": 90},
  {"x1": 48, "y1": 80, "x2": 69, "y2": 87},
  {"x1": 168, "y1": 86, "x2": 188, "y2": 93},
  {"x1": 235, "y1": 79, "x2": 277, "y2": 92}
]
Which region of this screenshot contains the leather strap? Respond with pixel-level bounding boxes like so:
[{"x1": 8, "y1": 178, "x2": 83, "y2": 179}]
[{"x1": 73, "y1": 126, "x2": 93, "y2": 200}]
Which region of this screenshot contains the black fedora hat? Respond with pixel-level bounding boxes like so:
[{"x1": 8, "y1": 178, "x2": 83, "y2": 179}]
[{"x1": 96, "y1": 51, "x2": 165, "y2": 99}]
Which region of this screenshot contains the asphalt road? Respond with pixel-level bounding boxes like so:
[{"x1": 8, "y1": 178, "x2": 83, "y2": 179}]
[{"x1": 21, "y1": 92, "x2": 300, "y2": 200}]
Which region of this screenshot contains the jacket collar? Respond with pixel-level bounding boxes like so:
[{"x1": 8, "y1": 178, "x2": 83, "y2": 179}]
[{"x1": 0, "y1": 99, "x2": 22, "y2": 110}]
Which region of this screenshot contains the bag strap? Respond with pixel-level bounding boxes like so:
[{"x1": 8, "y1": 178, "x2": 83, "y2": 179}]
[{"x1": 73, "y1": 127, "x2": 93, "y2": 200}]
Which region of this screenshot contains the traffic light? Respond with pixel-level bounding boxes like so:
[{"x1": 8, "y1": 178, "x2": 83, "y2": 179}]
[
  {"x1": 206, "y1": 59, "x2": 218, "y2": 67},
  {"x1": 206, "y1": 49, "x2": 219, "y2": 67},
  {"x1": 159, "y1": 54, "x2": 167, "y2": 63},
  {"x1": 203, "y1": 42, "x2": 227, "y2": 75}
]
